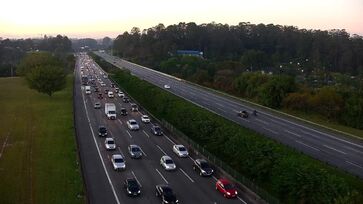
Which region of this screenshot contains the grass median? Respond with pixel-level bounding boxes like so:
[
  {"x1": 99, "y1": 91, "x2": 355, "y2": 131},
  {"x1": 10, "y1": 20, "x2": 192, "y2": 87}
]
[{"x1": 0, "y1": 76, "x2": 84, "y2": 204}]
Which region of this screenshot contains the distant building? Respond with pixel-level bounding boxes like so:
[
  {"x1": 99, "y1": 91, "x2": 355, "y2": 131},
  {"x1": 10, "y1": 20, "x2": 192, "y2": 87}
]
[{"x1": 176, "y1": 50, "x2": 203, "y2": 58}]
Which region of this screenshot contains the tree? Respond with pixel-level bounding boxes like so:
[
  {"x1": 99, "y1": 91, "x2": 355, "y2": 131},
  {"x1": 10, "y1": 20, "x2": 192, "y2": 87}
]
[{"x1": 25, "y1": 65, "x2": 66, "y2": 96}]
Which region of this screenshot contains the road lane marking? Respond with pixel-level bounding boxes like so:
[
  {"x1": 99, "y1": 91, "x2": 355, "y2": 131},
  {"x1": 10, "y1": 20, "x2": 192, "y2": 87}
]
[
  {"x1": 143, "y1": 130, "x2": 150, "y2": 138},
  {"x1": 156, "y1": 145, "x2": 167, "y2": 155},
  {"x1": 238, "y1": 196, "x2": 248, "y2": 204},
  {"x1": 285, "y1": 130, "x2": 302, "y2": 138},
  {"x1": 295, "y1": 140, "x2": 320, "y2": 151},
  {"x1": 140, "y1": 147, "x2": 147, "y2": 157},
  {"x1": 155, "y1": 168, "x2": 168, "y2": 184},
  {"x1": 126, "y1": 130, "x2": 132, "y2": 138},
  {"x1": 255, "y1": 118, "x2": 269, "y2": 125},
  {"x1": 80, "y1": 85, "x2": 121, "y2": 204},
  {"x1": 164, "y1": 134, "x2": 176, "y2": 145},
  {"x1": 0, "y1": 133, "x2": 9, "y2": 159},
  {"x1": 179, "y1": 168, "x2": 195, "y2": 183},
  {"x1": 117, "y1": 119, "x2": 123, "y2": 125},
  {"x1": 215, "y1": 102, "x2": 224, "y2": 107},
  {"x1": 131, "y1": 171, "x2": 142, "y2": 187},
  {"x1": 323, "y1": 145, "x2": 347, "y2": 155},
  {"x1": 346, "y1": 161, "x2": 363, "y2": 169},
  {"x1": 262, "y1": 127, "x2": 278, "y2": 134},
  {"x1": 118, "y1": 147, "x2": 125, "y2": 157},
  {"x1": 212, "y1": 176, "x2": 218, "y2": 181}
]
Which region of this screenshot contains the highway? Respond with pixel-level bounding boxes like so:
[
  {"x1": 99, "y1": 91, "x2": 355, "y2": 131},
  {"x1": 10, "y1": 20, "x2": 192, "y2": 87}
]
[
  {"x1": 74, "y1": 53, "x2": 251, "y2": 204},
  {"x1": 94, "y1": 51, "x2": 363, "y2": 179}
]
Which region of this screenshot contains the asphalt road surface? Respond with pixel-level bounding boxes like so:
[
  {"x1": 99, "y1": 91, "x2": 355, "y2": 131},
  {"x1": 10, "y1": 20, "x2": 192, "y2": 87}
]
[
  {"x1": 74, "y1": 53, "x2": 250, "y2": 204},
  {"x1": 94, "y1": 51, "x2": 363, "y2": 179}
]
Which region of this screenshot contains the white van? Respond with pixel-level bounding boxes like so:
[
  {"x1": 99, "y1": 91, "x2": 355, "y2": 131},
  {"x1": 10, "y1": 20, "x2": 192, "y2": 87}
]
[
  {"x1": 108, "y1": 91, "x2": 114, "y2": 98},
  {"x1": 85, "y1": 86, "x2": 91, "y2": 94}
]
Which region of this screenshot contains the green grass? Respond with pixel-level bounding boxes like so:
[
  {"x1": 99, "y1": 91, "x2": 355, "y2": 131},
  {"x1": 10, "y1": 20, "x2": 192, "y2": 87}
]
[{"x1": 0, "y1": 76, "x2": 84, "y2": 204}]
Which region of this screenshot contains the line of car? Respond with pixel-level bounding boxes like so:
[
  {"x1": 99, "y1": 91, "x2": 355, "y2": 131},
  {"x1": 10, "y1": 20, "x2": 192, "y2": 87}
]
[{"x1": 80, "y1": 54, "x2": 241, "y2": 202}]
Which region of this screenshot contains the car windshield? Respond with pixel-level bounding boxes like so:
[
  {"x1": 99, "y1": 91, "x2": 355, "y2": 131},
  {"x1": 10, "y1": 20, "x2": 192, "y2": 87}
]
[
  {"x1": 128, "y1": 180, "x2": 138, "y2": 188},
  {"x1": 200, "y1": 162, "x2": 210, "y2": 169},
  {"x1": 165, "y1": 159, "x2": 173, "y2": 164},
  {"x1": 154, "y1": 127, "x2": 160, "y2": 131},
  {"x1": 163, "y1": 187, "x2": 173, "y2": 196},
  {"x1": 109, "y1": 111, "x2": 116, "y2": 114},
  {"x1": 143, "y1": 116, "x2": 149, "y2": 119},
  {"x1": 100, "y1": 127, "x2": 106, "y2": 132},
  {"x1": 107, "y1": 140, "x2": 114, "y2": 144},
  {"x1": 224, "y1": 183, "x2": 234, "y2": 190},
  {"x1": 115, "y1": 158, "x2": 124, "y2": 163},
  {"x1": 131, "y1": 147, "x2": 140, "y2": 152},
  {"x1": 179, "y1": 147, "x2": 186, "y2": 151},
  {"x1": 130, "y1": 121, "x2": 137, "y2": 125}
]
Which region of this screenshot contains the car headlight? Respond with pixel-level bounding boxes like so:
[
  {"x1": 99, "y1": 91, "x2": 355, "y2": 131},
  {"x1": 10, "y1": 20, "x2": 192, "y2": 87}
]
[
  {"x1": 127, "y1": 190, "x2": 132, "y2": 194},
  {"x1": 227, "y1": 192, "x2": 231, "y2": 195},
  {"x1": 235, "y1": 191, "x2": 238, "y2": 195},
  {"x1": 137, "y1": 190, "x2": 141, "y2": 194},
  {"x1": 201, "y1": 170, "x2": 206, "y2": 173}
]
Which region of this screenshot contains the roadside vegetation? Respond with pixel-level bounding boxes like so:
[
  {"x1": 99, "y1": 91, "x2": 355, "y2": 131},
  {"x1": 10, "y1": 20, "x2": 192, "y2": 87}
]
[
  {"x1": 0, "y1": 76, "x2": 84, "y2": 204},
  {"x1": 111, "y1": 22, "x2": 363, "y2": 133},
  {"x1": 107, "y1": 67, "x2": 363, "y2": 203}
]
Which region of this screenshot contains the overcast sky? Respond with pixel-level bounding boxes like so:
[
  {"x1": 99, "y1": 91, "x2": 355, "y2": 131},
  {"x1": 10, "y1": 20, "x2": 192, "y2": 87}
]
[{"x1": 0, "y1": 0, "x2": 362, "y2": 38}]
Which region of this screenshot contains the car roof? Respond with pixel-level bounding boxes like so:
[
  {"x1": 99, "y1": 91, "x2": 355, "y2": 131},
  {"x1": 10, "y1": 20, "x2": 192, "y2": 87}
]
[
  {"x1": 174, "y1": 144, "x2": 185, "y2": 148},
  {"x1": 105, "y1": 138, "x2": 114, "y2": 141},
  {"x1": 129, "y1": 119, "x2": 136, "y2": 122},
  {"x1": 142, "y1": 115, "x2": 148, "y2": 117}
]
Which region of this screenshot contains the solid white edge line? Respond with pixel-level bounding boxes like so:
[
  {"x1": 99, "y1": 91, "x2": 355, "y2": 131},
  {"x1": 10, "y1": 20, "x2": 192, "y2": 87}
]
[
  {"x1": 179, "y1": 168, "x2": 195, "y2": 183},
  {"x1": 285, "y1": 130, "x2": 302, "y2": 138},
  {"x1": 80, "y1": 72, "x2": 121, "y2": 204},
  {"x1": 295, "y1": 140, "x2": 320, "y2": 152},
  {"x1": 346, "y1": 161, "x2": 363, "y2": 169},
  {"x1": 155, "y1": 168, "x2": 168, "y2": 184},
  {"x1": 323, "y1": 144, "x2": 347, "y2": 155}
]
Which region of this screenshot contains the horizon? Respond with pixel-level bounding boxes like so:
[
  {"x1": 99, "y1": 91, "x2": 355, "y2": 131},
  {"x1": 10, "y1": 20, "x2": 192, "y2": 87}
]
[{"x1": 1, "y1": 0, "x2": 362, "y2": 39}]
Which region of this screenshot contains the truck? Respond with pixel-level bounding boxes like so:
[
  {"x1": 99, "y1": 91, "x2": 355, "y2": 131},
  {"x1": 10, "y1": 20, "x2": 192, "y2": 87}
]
[
  {"x1": 85, "y1": 86, "x2": 91, "y2": 94},
  {"x1": 105, "y1": 103, "x2": 116, "y2": 120}
]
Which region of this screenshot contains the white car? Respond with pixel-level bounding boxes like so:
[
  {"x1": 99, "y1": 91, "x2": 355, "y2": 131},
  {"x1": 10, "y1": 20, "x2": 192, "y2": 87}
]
[
  {"x1": 164, "y1": 84, "x2": 171, "y2": 89},
  {"x1": 160, "y1": 155, "x2": 176, "y2": 171},
  {"x1": 127, "y1": 119, "x2": 139, "y2": 130},
  {"x1": 111, "y1": 154, "x2": 126, "y2": 171},
  {"x1": 108, "y1": 91, "x2": 114, "y2": 98},
  {"x1": 173, "y1": 145, "x2": 189, "y2": 158},
  {"x1": 105, "y1": 138, "x2": 116, "y2": 150},
  {"x1": 100, "y1": 82, "x2": 106, "y2": 87},
  {"x1": 141, "y1": 115, "x2": 150, "y2": 123},
  {"x1": 118, "y1": 92, "x2": 125, "y2": 97}
]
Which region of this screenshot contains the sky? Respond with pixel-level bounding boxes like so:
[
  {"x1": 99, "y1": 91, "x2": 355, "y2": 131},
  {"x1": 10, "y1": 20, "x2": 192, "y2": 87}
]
[{"x1": 0, "y1": 0, "x2": 362, "y2": 39}]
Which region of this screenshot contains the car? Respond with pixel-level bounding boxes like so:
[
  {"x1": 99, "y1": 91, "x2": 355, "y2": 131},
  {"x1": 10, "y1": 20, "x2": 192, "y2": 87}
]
[
  {"x1": 120, "y1": 108, "x2": 128, "y2": 116},
  {"x1": 94, "y1": 102, "x2": 101, "y2": 109},
  {"x1": 104, "y1": 138, "x2": 116, "y2": 150},
  {"x1": 237, "y1": 110, "x2": 249, "y2": 118},
  {"x1": 128, "y1": 144, "x2": 143, "y2": 159},
  {"x1": 94, "y1": 87, "x2": 99, "y2": 92},
  {"x1": 155, "y1": 185, "x2": 179, "y2": 204},
  {"x1": 115, "y1": 87, "x2": 119, "y2": 93},
  {"x1": 118, "y1": 92, "x2": 125, "y2": 97},
  {"x1": 193, "y1": 159, "x2": 214, "y2": 176},
  {"x1": 127, "y1": 119, "x2": 139, "y2": 130},
  {"x1": 216, "y1": 178, "x2": 238, "y2": 198},
  {"x1": 98, "y1": 93, "x2": 103, "y2": 99},
  {"x1": 151, "y1": 125, "x2": 163, "y2": 136},
  {"x1": 108, "y1": 91, "x2": 114, "y2": 98},
  {"x1": 104, "y1": 89, "x2": 109, "y2": 94},
  {"x1": 164, "y1": 84, "x2": 171, "y2": 89},
  {"x1": 111, "y1": 154, "x2": 126, "y2": 171},
  {"x1": 173, "y1": 145, "x2": 188, "y2": 158},
  {"x1": 103, "y1": 75, "x2": 108, "y2": 79},
  {"x1": 98, "y1": 126, "x2": 107, "y2": 136},
  {"x1": 110, "y1": 83, "x2": 115, "y2": 88},
  {"x1": 124, "y1": 178, "x2": 141, "y2": 196},
  {"x1": 160, "y1": 155, "x2": 176, "y2": 171},
  {"x1": 141, "y1": 115, "x2": 150, "y2": 123},
  {"x1": 123, "y1": 97, "x2": 130, "y2": 103},
  {"x1": 100, "y1": 82, "x2": 106, "y2": 86},
  {"x1": 130, "y1": 103, "x2": 138, "y2": 112}
]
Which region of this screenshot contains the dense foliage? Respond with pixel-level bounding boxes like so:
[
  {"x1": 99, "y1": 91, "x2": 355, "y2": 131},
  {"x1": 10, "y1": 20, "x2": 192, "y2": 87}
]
[{"x1": 110, "y1": 69, "x2": 362, "y2": 204}]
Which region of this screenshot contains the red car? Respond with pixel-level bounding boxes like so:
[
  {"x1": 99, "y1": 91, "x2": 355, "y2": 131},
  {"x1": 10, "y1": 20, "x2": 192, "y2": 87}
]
[{"x1": 216, "y1": 178, "x2": 238, "y2": 198}]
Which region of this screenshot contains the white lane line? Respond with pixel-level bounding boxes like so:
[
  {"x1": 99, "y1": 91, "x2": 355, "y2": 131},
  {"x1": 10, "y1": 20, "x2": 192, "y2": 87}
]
[
  {"x1": 301, "y1": 130, "x2": 321, "y2": 139},
  {"x1": 295, "y1": 140, "x2": 320, "y2": 151},
  {"x1": 255, "y1": 118, "x2": 269, "y2": 125},
  {"x1": 342, "y1": 145, "x2": 363, "y2": 154},
  {"x1": 215, "y1": 102, "x2": 224, "y2": 107},
  {"x1": 140, "y1": 147, "x2": 147, "y2": 157},
  {"x1": 238, "y1": 196, "x2": 248, "y2": 204},
  {"x1": 155, "y1": 168, "x2": 168, "y2": 184},
  {"x1": 131, "y1": 171, "x2": 142, "y2": 187},
  {"x1": 212, "y1": 176, "x2": 218, "y2": 181},
  {"x1": 285, "y1": 130, "x2": 302, "y2": 138},
  {"x1": 143, "y1": 130, "x2": 150, "y2": 138},
  {"x1": 164, "y1": 134, "x2": 176, "y2": 145},
  {"x1": 323, "y1": 145, "x2": 347, "y2": 155},
  {"x1": 179, "y1": 168, "x2": 195, "y2": 183},
  {"x1": 188, "y1": 155, "x2": 195, "y2": 162},
  {"x1": 118, "y1": 147, "x2": 125, "y2": 157},
  {"x1": 126, "y1": 130, "x2": 132, "y2": 138},
  {"x1": 156, "y1": 145, "x2": 167, "y2": 155},
  {"x1": 0, "y1": 134, "x2": 9, "y2": 159},
  {"x1": 262, "y1": 127, "x2": 278, "y2": 134},
  {"x1": 346, "y1": 161, "x2": 363, "y2": 169},
  {"x1": 81, "y1": 86, "x2": 121, "y2": 204},
  {"x1": 190, "y1": 92, "x2": 196, "y2": 96},
  {"x1": 216, "y1": 107, "x2": 227, "y2": 113},
  {"x1": 117, "y1": 119, "x2": 123, "y2": 125}
]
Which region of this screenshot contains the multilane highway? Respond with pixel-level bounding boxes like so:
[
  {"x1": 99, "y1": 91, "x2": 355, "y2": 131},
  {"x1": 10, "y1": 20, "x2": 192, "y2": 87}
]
[
  {"x1": 74, "y1": 53, "x2": 250, "y2": 204},
  {"x1": 95, "y1": 51, "x2": 363, "y2": 179}
]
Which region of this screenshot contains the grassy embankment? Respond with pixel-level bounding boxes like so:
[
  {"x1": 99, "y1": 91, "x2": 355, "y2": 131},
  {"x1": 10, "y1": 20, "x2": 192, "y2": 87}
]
[{"x1": 0, "y1": 76, "x2": 84, "y2": 204}]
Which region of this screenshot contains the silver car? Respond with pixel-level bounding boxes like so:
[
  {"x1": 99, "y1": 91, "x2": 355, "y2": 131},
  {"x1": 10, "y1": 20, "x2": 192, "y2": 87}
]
[
  {"x1": 111, "y1": 154, "x2": 126, "y2": 171},
  {"x1": 127, "y1": 119, "x2": 139, "y2": 130},
  {"x1": 160, "y1": 155, "x2": 176, "y2": 171},
  {"x1": 105, "y1": 138, "x2": 116, "y2": 150},
  {"x1": 128, "y1": 145, "x2": 142, "y2": 159},
  {"x1": 94, "y1": 102, "x2": 101, "y2": 109},
  {"x1": 173, "y1": 145, "x2": 188, "y2": 158}
]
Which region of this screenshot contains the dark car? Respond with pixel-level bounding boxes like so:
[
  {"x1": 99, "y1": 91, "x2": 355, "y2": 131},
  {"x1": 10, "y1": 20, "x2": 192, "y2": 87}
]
[
  {"x1": 111, "y1": 83, "x2": 115, "y2": 88},
  {"x1": 193, "y1": 159, "x2": 214, "y2": 176},
  {"x1": 98, "y1": 93, "x2": 103, "y2": 99},
  {"x1": 128, "y1": 144, "x2": 142, "y2": 159},
  {"x1": 98, "y1": 126, "x2": 107, "y2": 136},
  {"x1": 155, "y1": 185, "x2": 178, "y2": 204},
  {"x1": 123, "y1": 97, "x2": 130, "y2": 103},
  {"x1": 104, "y1": 89, "x2": 109, "y2": 94},
  {"x1": 216, "y1": 178, "x2": 238, "y2": 198},
  {"x1": 151, "y1": 125, "x2": 163, "y2": 136},
  {"x1": 94, "y1": 87, "x2": 99, "y2": 92},
  {"x1": 237, "y1": 110, "x2": 249, "y2": 118},
  {"x1": 124, "y1": 178, "x2": 141, "y2": 196},
  {"x1": 120, "y1": 108, "x2": 128, "y2": 116}
]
